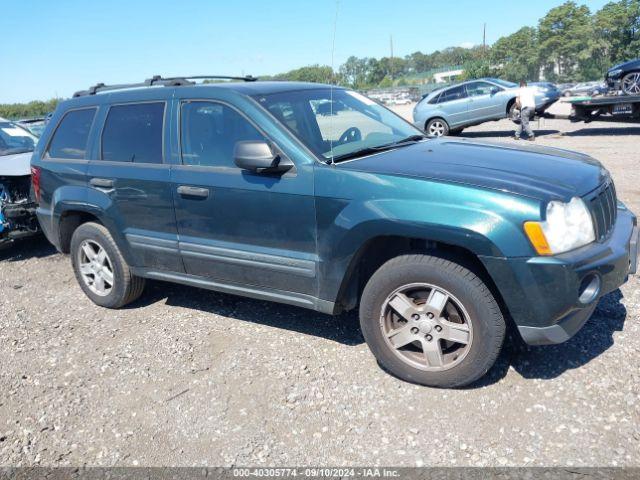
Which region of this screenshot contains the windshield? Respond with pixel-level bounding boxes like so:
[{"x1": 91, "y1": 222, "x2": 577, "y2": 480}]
[
  {"x1": 20, "y1": 121, "x2": 46, "y2": 138},
  {"x1": 253, "y1": 88, "x2": 423, "y2": 162},
  {"x1": 489, "y1": 78, "x2": 517, "y2": 88},
  {"x1": 0, "y1": 121, "x2": 38, "y2": 156}
]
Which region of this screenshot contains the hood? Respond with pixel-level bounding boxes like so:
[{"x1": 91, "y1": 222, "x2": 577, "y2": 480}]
[
  {"x1": 0, "y1": 151, "x2": 33, "y2": 176},
  {"x1": 338, "y1": 138, "x2": 608, "y2": 201},
  {"x1": 609, "y1": 58, "x2": 640, "y2": 72}
]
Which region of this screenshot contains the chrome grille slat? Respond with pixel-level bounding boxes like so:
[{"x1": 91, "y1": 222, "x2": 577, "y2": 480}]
[
  {"x1": 601, "y1": 192, "x2": 611, "y2": 231},
  {"x1": 607, "y1": 184, "x2": 617, "y2": 225},
  {"x1": 588, "y1": 181, "x2": 617, "y2": 241}
]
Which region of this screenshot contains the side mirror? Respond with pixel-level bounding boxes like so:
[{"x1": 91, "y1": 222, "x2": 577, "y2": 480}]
[
  {"x1": 490, "y1": 87, "x2": 500, "y2": 95},
  {"x1": 234, "y1": 141, "x2": 293, "y2": 174}
]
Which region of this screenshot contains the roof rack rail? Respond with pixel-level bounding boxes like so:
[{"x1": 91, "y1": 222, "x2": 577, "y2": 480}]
[
  {"x1": 169, "y1": 75, "x2": 258, "y2": 83},
  {"x1": 72, "y1": 74, "x2": 258, "y2": 98}
]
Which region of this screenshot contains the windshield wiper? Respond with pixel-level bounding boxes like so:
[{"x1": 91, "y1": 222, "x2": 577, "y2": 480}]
[
  {"x1": 331, "y1": 146, "x2": 383, "y2": 163},
  {"x1": 0, "y1": 148, "x2": 34, "y2": 157},
  {"x1": 371, "y1": 134, "x2": 426, "y2": 150},
  {"x1": 331, "y1": 134, "x2": 426, "y2": 163}
]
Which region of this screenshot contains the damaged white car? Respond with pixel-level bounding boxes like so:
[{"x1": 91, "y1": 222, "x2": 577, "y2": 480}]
[{"x1": 0, "y1": 120, "x2": 39, "y2": 246}]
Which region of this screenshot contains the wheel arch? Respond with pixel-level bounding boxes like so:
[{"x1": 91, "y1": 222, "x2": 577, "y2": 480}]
[
  {"x1": 333, "y1": 234, "x2": 508, "y2": 319},
  {"x1": 53, "y1": 201, "x2": 136, "y2": 266},
  {"x1": 58, "y1": 210, "x2": 103, "y2": 253},
  {"x1": 425, "y1": 116, "x2": 449, "y2": 130}
]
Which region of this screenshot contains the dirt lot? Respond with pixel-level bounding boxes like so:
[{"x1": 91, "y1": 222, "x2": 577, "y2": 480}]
[{"x1": 1, "y1": 101, "x2": 639, "y2": 467}]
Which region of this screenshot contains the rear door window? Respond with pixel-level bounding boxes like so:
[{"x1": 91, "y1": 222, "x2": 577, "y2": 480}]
[
  {"x1": 101, "y1": 102, "x2": 165, "y2": 163},
  {"x1": 47, "y1": 108, "x2": 96, "y2": 159},
  {"x1": 438, "y1": 85, "x2": 467, "y2": 103}
]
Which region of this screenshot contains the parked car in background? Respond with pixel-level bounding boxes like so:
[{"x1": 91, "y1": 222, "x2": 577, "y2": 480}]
[
  {"x1": 606, "y1": 58, "x2": 640, "y2": 95},
  {"x1": 32, "y1": 76, "x2": 638, "y2": 387},
  {"x1": 367, "y1": 92, "x2": 413, "y2": 106},
  {"x1": 16, "y1": 117, "x2": 48, "y2": 137},
  {"x1": 388, "y1": 97, "x2": 412, "y2": 106},
  {"x1": 412, "y1": 78, "x2": 559, "y2": 136},
  {"x1": 588, "y1": 83, "x2": 609, "y2": 97},
  {"x1": 0, "y1": 119, "x2": 40, "y2": 246},
  {"x1": 557, "y1": 82, "x2": 576, "y2": 92},
  {"x1": 562, "y1": 82, "x2": 602, "y2": 97},
  {"x1": 529, "y1": 82, "x2": 563, "y2": 111}
]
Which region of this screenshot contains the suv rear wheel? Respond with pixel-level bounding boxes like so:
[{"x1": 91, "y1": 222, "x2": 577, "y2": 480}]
[
  {"x1": 70, "y1": 222, "x2": 145, "y2": 308},
  {"x1": 359, "y1": 254, "x2": 505, "y2": 388},
  {"x1": 425, "y1": 118, "x2": 449, "y2": 137}
]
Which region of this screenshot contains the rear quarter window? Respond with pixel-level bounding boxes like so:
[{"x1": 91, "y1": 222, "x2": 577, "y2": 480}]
[
  {"x1": 47, "y1": 108, "x2": 96, "y2": 159},
  {"x1": 101, "y1": 102, "x2": 165, "y2": 163},
  {"x1": 428, "y1": 93, "x2": 441, "y2": 104}
]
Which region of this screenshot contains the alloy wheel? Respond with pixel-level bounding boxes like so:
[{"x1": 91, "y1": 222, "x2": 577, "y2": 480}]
[
  {"x1": 379, "y1": 283, "x2": 473, "y2": 371},
  {"x1": 77, "y1": 240, "x2": 114, "y2": 296},
  {"x1": 622, "y1": 72, "x2": 640, "y2": 95},
  {"x1": 428, "y1": 120, "x2": 446, "y2": 137}
]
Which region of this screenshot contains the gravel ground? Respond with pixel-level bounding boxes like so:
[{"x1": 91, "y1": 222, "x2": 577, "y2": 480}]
[{"x1": 1, "y1": 101, "x2": 639, "y2": 467}]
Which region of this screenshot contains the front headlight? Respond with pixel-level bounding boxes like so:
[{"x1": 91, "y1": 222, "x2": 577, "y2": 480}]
[
  {"x1": 524, "y1": 197, "x2": 595, "y2": 255},
  {"x1": 608, "y1": 68, "x2": 623, "y2": 78}
]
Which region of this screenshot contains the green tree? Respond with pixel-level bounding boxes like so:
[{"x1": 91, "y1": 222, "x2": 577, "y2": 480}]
[
  {"x1": 537, "y1": 1, "x2": 598, "y2": 81},
  {"x1": 0, "y1": 99, "x2": 60, "y2": 120},
  {"x1": 460, "y1": 60, "x2": 497, "y2": 81},
  {"x1": 378, "y1": 76, "x2": 394, "y2": 88},
  {"x1": 594, "y1": 0, "x2": 640, "y2": 63},
  {"x1": 365, "y1": 58, "x2": 386, "y2": 85},
  {"x1": 490, "y1": 27, "x2": 540, "y2": 82},
  {"x1": 339, "y1": 56, "x2": 369, "y2": 88},
  {"x1": 405, "y1": 51, "x2": 434, "y2": 73},
  {"x1": 272, "y1": 65, "x2": 335, "y2": 83}
]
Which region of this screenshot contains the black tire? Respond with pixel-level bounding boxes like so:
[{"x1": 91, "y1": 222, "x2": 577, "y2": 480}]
[
  {"x1": 622, "y1": 71, "x2": 640, "y2": 96},
  {"x1": 425, "y1": 118, "x2": 449, "y2": 137},
  {"x1": 359, "y1": 254, "x2": 505, "y2": 388},
  {"x1": 70, "y1": 222, "x2": 145, "y2": 308}
]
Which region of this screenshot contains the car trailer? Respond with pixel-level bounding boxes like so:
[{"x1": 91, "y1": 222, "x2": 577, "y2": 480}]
[{"x1": 543, "y1": 95, "x2": 640, "y2": 123}]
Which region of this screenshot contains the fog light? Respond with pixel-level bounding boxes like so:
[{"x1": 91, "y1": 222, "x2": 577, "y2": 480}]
[{"x1": 578, "y1": 274, "x2": 601, "y2": 305}]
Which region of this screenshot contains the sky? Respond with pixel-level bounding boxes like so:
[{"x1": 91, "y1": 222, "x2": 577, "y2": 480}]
[{"x1": 1, "y1": 0, "x2": 611, "y2": 103}]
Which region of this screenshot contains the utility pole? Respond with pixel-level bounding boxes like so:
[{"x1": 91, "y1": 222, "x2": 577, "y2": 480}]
[
  {"x1": 483, "y1": 23, "x2": 487, "y2": 56},
  {"x1": 390, "y1": 34, "x2": 394, "y2": 81}
]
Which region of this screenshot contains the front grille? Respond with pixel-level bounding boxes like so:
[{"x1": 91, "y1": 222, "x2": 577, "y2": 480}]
[{"x1": 587, "y1": 181, "x2": 617, "y2": 241}]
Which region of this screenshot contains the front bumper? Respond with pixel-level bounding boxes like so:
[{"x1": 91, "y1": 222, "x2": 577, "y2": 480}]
[
  {"x1": 606, "y1": 74, "x2": 622, "y2": 89},
  {"x1": 536, "y1": 93, "x2": 561, "y2": 112},
  {"x1": 481, "y1": 207, "x2": 638, "y2": 345}
]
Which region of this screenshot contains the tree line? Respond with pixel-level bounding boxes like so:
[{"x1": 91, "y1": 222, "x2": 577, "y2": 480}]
[
  {"x1": 1, "y1": 0, "x2": 639, "y2": 119},
  {"x1": 265, "y1": 0, "x2": 639, "y2": 89}
]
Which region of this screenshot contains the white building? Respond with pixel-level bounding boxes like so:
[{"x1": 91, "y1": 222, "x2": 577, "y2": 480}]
[{"x1": 434, "y1": 69, "x2": 464, "y2": 83}]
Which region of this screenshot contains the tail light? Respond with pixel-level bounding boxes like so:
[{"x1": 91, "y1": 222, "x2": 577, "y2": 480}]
[{"x1": 31, "y1": 166, "x2": 41, "y2": 203}]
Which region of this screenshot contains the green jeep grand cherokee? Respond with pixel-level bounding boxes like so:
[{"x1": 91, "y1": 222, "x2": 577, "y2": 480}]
[{"x1": 31, "y1": 76, "x2": 638, "y2": 387}]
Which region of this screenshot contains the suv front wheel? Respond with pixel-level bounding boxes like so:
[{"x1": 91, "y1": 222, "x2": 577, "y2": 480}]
[
  {"x1": 359, "y1": 254, "x2": 505, "y2": 388},
  {"x1": 70, "y1": 222, "x2": 146, "y2": 308},
  {"x1": 622, "y1": 72, "x2": 640, "y2": 95}
]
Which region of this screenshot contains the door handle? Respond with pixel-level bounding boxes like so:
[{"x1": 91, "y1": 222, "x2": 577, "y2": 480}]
[
  {"x1": 90, "y1": 178, "x2": 114, "y2": 189},
  {"x1": 177, "y1": 185, "x2": 210, "y2": 198}
]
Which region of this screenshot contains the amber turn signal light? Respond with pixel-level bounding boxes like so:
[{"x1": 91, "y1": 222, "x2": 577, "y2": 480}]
[{"x1": 524, "y1": 221, "x2": 553, "y2": 256}]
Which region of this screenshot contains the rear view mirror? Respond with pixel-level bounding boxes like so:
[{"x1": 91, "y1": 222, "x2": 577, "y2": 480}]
[{"x1": 234, "y1": 141, "x2": 293, "y2": 174}]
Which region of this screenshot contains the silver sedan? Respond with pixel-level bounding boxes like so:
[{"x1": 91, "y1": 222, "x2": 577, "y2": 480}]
[{"x1": 413, "y1": 78, "x2": 559, "y2": 136}]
